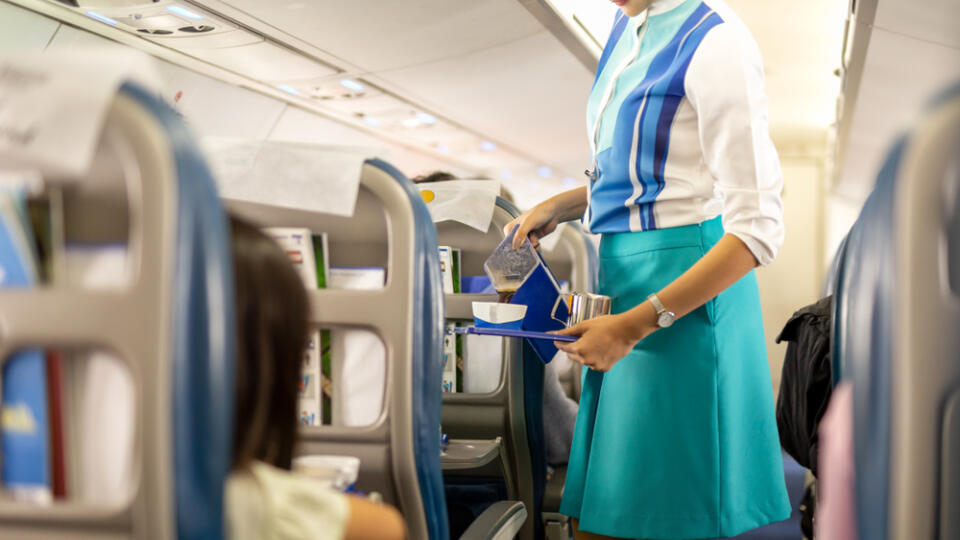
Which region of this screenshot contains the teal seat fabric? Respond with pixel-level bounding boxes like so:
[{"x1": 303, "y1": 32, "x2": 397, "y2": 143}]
[{"x1": 118, "y1": 83, "x2": 236, "y2": 540}]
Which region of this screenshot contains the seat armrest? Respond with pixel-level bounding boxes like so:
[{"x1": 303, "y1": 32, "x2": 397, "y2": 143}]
[{"x1": 459, "y1": 501, "x2": 527, "y2": 540}]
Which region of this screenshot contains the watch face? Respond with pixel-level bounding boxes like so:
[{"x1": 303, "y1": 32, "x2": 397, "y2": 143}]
[{"x1": 658, "y1": 311, "x2": 675, "y2": 328}]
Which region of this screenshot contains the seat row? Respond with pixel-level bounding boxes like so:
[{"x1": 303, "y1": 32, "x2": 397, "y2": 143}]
[{"x1": 0, "y1": 81, "x2": 599, "y2": 539}]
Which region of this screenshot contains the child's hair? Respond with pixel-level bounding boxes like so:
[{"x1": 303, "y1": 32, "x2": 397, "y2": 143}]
[{"x1": 228, "y1": 215, "x2": 309, "y2": 471}]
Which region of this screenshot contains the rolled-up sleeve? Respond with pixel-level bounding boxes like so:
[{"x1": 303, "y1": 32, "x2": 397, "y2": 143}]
[{"x1": 685, "y1": 22, "x2": 784, "y2": 266}]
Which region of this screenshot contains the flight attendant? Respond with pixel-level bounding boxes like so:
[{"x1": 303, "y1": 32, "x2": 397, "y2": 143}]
[{"x1": 505, "y1": 0, "x2": 791, "y2": 538}]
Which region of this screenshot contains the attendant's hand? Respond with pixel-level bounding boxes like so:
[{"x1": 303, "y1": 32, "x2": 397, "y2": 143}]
[
  {"x1": 503, "y1": 200, "x2": 561, "y2": 250},
  {"x1": 553, "y1": 305, "x2": 658, "y2": 372}
]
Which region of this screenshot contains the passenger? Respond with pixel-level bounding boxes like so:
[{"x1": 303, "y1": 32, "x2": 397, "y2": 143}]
[
  {"x1": 413, "y1": 170, "x2": 578, "y2": 465},
  {"x1": 224, "y1": 215, "x2": 406, "y2": 540},
  {"x1": 412, "y1": 170, "x2": 515, "y2": 204},
  {"x1": 507, "y1": 0, "x2": 792, "y2": 538}
]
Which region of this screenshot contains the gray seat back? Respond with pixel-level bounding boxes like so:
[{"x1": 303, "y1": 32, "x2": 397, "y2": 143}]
[
  {"x1": 226, "y1": 159, "x2": 448, "y2": 540},
  {"x1": 438, "y1": 198, "x2": 539, "y2": 540},
  {"x1": 889, "y1": 87, "x2": 960, "y2": 540}
]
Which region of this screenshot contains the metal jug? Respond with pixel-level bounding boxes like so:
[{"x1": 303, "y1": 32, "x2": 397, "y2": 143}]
[{"x1": 566, "y1": 292, "x2": 612, "y2": 326}]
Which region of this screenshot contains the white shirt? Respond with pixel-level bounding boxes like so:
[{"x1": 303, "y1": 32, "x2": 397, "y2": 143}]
[
  {"x1": 225, "y1": 461, "x2": 349, "y2": 540},
  {"x1": 585, "y1": 0, "x2": 784, "y2": 265}
]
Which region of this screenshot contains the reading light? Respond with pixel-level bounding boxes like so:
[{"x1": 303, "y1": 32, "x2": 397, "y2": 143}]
[
  {"x1": 416, "y1": 112, "x2": 437, "y2": 125},
  {"x1": 166, "y1": 5, "x2": 205, "y2": 20},
  {"x1": 537, "y1": 166, "x2": 552, "y2": 179},
  {"x1": 340, "y1": 79, "x2": 365, "y2": 92},
  {"x1": 85, "y1": 11, "x2": 118, "y2": 25},
  {"x1": 276, "y1": 84, "x2": 299, "y2": 96},
  {"x1": 363, "y1": 116, "x2": 381, "y2": 127},
  {"x1": 480, "y1": 141, "x2": 497, "y2": 152}
]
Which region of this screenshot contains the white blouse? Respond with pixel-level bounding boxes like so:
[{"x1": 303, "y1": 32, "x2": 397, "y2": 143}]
[{"x1": 584, "y1": 0, "x2": 784, "y2": 265}]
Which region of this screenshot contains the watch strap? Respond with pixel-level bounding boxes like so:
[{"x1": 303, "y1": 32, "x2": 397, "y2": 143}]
[{"x1": 647, "y1": 293, "x2": 666, "y2": 315}]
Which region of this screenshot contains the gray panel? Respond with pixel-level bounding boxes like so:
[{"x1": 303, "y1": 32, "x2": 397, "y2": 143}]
[
  {"x1": 436, "y1": 220, "x2": 502, "y2": 277},
  {"x1": 941, "y1": 390, "x2": 960, "y2": 540},
  {"x1": 295, "y1": 439, "x2": 395, "y2": 505},
  {"x1": 542, "y1": 465, "x2": 567, "y2": 512},
  {"x1": 60, "y1": 144, "x2": 131, "y2": 245},
  {"x1": 442, "y1": 438, "x2": 502, "y2": 471}
]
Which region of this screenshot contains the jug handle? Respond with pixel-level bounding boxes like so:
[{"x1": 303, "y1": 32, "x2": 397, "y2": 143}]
[{"x1": 550, "y1": 294, "x2": 570, "y2": 327}]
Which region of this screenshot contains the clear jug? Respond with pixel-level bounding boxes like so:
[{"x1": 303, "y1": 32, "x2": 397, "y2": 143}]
[{"x1": 482, "y1": 226, "x2": 540, "y2": 298}]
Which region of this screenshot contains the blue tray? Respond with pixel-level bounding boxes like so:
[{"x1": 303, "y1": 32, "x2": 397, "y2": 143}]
[{"x1": 451, "y1": 326, "x2": 578, "y2": 342}]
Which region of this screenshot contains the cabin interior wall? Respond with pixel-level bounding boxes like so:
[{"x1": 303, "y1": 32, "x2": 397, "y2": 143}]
[{"x1": 755, "y1": 158, "x2": 826, "y2": 397}]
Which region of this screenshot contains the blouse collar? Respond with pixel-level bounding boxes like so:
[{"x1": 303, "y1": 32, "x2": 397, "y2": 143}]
[{"x1": 647, "y1": 0, "x2": 688, "y2": 16}]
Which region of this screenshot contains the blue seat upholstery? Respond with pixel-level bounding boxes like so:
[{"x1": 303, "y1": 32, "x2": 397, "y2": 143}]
[
  {"x1": 118, "y1": 83, "x2": 236, "y2": 540},
  {"x1": 834, "y1": 136, "x2": 902, "y2": 540}
]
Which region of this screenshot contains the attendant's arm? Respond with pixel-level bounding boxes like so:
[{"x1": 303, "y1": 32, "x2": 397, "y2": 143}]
[
  {"x1": 555, "y1": 235, "x2": 758, "y2": 369},
  {"x1": 504, "y1": 187, "x2": 588, "y2": 250}
]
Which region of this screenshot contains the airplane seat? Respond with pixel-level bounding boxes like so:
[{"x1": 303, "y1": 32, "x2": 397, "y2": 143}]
[
  {"x1": 832, "y1": 82, "x2": 960, "y2": 540},
  {"x1": 0, "y1": 82, "x2": 236, "y2": 539},
  {"x1": 227, "y1": 162, "x2": 524, "y2": 540},
  {"x1": 437, "y1": 196, "x2": 545, "y2": 540}
]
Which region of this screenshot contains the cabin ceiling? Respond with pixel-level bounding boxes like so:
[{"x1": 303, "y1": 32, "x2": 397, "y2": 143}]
[
  {"x1": 193, "y1": 0, "x2": 847, "y2": 193},
  {"x1": 835, "y1": 0, "x2": 960, "y2": 204},
  {"x1": 15, "y1": 0, "x2": 850, "y2": 207},
  {"x1": 194, "y1": 0, "x2": 597, "y2": 188}
]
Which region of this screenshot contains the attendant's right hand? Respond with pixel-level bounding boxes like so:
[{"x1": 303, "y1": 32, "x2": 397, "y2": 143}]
[{"x1": 503, "y1": 199, "x2": 561, "y2": 250}]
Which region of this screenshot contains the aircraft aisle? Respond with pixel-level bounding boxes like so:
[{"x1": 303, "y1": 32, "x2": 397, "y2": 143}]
[{"x1": 0, "y1": 0, "x2": 957, "y2": 539}]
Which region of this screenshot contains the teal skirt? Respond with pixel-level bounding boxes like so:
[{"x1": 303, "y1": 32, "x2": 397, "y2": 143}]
[{"x1": 559, "y1": 217, "x2": 791, "y2": 539}]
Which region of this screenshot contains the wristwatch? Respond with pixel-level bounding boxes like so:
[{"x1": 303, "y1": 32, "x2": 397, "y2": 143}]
[{"x1": 647, "y1": 293, "x2": 676, "y2": 328}]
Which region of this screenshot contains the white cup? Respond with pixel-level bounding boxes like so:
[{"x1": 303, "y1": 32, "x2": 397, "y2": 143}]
[
  {"x1": 292, "y1": 455, "x2": 360, "y2": 491},
  {"x1": 472, "y1": 302, "x2": 527, "y2": 329}
]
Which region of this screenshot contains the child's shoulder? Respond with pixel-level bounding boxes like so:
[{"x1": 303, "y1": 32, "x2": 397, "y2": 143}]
[{"x1": 225, "y1": 461, "x2": 349, "y2": 540}]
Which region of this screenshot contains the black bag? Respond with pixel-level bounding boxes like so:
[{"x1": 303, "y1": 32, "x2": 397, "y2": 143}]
[{"x1": 775, "y1": 295, "x2": 833, "y2": 477}]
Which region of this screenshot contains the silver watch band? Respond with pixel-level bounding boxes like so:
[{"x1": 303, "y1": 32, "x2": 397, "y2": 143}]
[{"x1": 647, "y1": 293, "x2": 667, "y2": 315}]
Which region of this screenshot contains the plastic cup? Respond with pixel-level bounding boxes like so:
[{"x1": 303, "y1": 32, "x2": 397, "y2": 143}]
[
  {"x1": 292, "y1": 455, "x2": 360, "y2": 491},
  {"x1": 472, "y1": 302, "x2": 527, "y2": 330}
]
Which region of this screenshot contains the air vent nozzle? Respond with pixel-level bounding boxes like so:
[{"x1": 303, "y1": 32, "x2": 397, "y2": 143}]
[{"x1": 178, "y1": 25, "x2": 215, "y2": 33}]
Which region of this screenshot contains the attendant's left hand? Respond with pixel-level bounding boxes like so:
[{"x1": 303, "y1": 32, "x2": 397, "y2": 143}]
[{"x1": 553, "y1": 311, "x2": 655, "y2": 372}]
